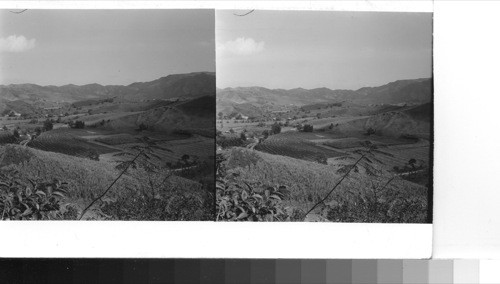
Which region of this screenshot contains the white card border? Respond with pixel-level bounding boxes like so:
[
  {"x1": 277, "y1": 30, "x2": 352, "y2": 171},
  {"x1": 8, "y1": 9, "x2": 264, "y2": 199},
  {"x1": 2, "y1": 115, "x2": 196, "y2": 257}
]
[{"x1": 0, "y1": 0, "x2": 433, "y2": 259}]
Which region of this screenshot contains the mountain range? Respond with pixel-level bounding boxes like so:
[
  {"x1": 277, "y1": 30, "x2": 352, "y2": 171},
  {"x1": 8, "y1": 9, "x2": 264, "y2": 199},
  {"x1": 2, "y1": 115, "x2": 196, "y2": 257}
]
[
  {"x1": 0, "y1": 72, "x2": 215, "y2": 114},
  {"x1": 216, "y1": 78, "x2": 432, "y2": 115}
]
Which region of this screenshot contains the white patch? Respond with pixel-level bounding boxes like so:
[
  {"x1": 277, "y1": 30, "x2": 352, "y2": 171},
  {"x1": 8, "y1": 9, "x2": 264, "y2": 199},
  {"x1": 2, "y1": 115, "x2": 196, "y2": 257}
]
[
  {"x1": 217, "y1": 37, "x2": 264, "y2": 56},
  {"x1": 0, "y1": 35, "x2": 36, "y2": 53}
]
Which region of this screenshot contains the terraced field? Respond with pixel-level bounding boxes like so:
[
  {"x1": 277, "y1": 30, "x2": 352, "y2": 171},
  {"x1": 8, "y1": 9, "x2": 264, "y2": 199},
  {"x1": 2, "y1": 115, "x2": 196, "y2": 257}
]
[
  {"x1": 327, "y1": 142, "x2": 430, "y2": 172},
  {"x1": 93, "y1": 132, "x2": 191, "y2": 146},
  {"x1": 296, "y1": 115, "x2": 370, "y2": 129},
  {"x1": 156, "y1": 137, "x2": 214, "y2": 164},
  {"x1": 322, "y1": 136, "x2": 418, "y2": 150},
  {"x1": 377, "y1": 145, "x2": 430, "y2": 169},
  {"x1": 276, "y1": 131, "x2": 346, "y2": 141},
  {"x1": 255, "y1": 134, "x2": 344, "y2": 164},
  {"x1": 28, "y1": 129, "x2": 116, "y2": 159},
  {"x1": 99, "y1": 136, "x2": 214, "y2": 165}
]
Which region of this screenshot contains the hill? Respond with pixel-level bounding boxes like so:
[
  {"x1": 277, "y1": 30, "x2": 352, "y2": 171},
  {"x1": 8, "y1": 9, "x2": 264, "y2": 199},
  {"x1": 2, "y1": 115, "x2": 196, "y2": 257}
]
[
  {"x1": 100, "y1": 95, "x2": 215, "y2": 136},
  {"x1": 217, "y1": 78, "x2": 432, "y2": 116},
  {"x1": 221, "y1": 147, "x2": 428, "y2": 223},
  {"x1": 0, "y1": 144, "x2": 205, "y2": 220},
  {"x1": 331, "y1": 103, "x2": 431, "y2": 138},
  {"x1": 0, "y1": 72, "x2": 215, "y2": 115},
  {"x1": 125, "y1": 72, "x2": 215, "y2": 101}
]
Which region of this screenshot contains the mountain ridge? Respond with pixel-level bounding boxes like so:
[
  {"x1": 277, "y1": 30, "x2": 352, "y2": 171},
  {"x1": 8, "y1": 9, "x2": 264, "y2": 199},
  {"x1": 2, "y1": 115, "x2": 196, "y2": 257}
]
[
  {"x1": 0, "y1": 72, "x2": 215, "y2": 114},
  {"x1": 0, "y1": 72, "x2": 215, "y2": 103},
  {"x1": 217, "y1": 78, "x2": 432, "y2": 116},
  {"x1": 219, "y1": 77, "x2": 431, "y2": 95}
]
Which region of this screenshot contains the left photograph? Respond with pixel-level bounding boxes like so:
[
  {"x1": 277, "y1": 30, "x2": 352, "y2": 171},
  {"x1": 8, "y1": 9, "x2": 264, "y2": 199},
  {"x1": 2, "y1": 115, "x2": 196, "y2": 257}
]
[{"x1": 0, "y1": 10, "x2": 216, "y2": 220}]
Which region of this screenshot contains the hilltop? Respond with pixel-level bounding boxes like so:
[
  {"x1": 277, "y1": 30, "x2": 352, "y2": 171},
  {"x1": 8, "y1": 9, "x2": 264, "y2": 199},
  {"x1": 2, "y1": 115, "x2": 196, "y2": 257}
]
[
  {"x1": 0, "y1": 72, "x2": 215, "y2": 116},
  {"x1": 217, "y1": 78, "x2": 432, "y2": 117}
]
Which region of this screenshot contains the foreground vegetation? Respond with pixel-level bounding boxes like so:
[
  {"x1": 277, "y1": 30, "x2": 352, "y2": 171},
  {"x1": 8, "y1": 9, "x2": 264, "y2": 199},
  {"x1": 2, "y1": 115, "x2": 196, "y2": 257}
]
[
  {"x1": 216, "y1": 146, "x2": 428, "y2": 223},
  {"x1": 0, "y1": 138, "x2": 214, "y2": 221}
]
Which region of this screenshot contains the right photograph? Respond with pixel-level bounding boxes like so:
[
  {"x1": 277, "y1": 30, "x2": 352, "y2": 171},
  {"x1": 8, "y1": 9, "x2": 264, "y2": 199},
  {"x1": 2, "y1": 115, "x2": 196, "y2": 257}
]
[{"x1": 216, "y1": 10, "x2": 433, "y2": 223}]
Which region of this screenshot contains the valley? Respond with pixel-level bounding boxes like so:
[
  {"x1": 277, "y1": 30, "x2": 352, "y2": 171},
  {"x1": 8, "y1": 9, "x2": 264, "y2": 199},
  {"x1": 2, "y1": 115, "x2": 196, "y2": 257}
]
[
  {"x1": 216, "y1": 78, "x2": 432, "y2": 223},
  {"x1": 0, "y1": 72, "x2": 215, "y2": 221}
]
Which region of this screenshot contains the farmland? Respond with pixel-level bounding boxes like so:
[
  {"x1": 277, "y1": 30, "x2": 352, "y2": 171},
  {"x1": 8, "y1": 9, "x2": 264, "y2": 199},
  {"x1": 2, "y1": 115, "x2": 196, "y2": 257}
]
[
  {"x1": 28, "y1": 129, "x2": 117, "y2": 159},
  {"x1": 0, "y1": 72, "x2": 216, "y2": 221},
  {"x1": 216, "y1": 78, "x2": 432, "y2": 223},
  {"x1": 254, "y1": 133, "x2": 344, "y2": 164}
]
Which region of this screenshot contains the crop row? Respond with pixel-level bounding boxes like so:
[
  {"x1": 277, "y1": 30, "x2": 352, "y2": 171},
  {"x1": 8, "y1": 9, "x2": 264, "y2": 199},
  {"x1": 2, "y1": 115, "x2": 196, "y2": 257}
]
[
  {"x1": 364, "y1": 146, "x2": 430, "y2": 169},
  {"x1": 255, "y1": 136, "x2": 343, "y2": 164},
  {"x1": 29, "y1": 131, "x2": 116, "y2": 159},
  {"x1": 146, "y1": 140, "x2": 214, "y2": 164}
]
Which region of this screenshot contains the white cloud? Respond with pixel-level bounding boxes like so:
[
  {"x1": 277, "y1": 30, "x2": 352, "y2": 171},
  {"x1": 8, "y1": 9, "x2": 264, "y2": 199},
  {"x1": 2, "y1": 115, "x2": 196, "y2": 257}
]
[
  {"x1": 0, "y1": 35, "x2": 36, "y2": 53},
  {"x1": 218, "y1": 37, "x2": 264, "y2": 56}
]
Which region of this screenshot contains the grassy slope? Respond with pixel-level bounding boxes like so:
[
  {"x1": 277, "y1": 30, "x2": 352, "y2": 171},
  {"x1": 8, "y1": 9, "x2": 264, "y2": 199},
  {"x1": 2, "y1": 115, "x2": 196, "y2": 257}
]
[
  {"x1": 223, "y1": 147, "x2": 428, "y2": 222},
  {"x1": 0, "y1": 144, "x2": 201, "y2": 207},
  {"x1": 0, "y1": 144, "x2": 131, "y2": 200},
  {"x1": 28, "y1": 129, "x2": 117, "y2": 158}
]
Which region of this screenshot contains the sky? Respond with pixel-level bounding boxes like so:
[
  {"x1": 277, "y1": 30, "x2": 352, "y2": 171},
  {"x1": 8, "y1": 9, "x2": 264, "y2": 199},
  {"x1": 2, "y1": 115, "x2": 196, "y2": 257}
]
[
  {"x1": 217, "y1": 10, "x2": 432, "y2": 90},
  {"x1": 0, "y1": 10, "x2": 214, "y2": 86}
]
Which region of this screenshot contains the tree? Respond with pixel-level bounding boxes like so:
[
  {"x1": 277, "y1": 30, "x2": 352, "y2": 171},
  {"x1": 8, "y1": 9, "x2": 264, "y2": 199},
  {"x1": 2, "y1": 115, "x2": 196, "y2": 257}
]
[
  {"x1": 262, "y1": 130, "x2": 269, "y2": 139},
  {"x1": 408, "y1": 158, "x2": 417, "y2": 169},
  {"x1": 43, "y1": 119, "x2": 53, "y2": 131},
  {"x1": 365, "y1": 127, "x2": 375, "y2": 136},
  {"x1": 86, "y1": 150, "x2": 99, "y2": 161},
  {"x1": 303, "y1": 124, "x2": 314, "y2": 132},
  {"x1": 74, "y1": 120, "x2": 85, "y2": 129},
  {"x1": 138, "y1": 123, "x2": 148, "y2": 131},
  {"x1": 271, "y1": 122, "x2": 281, "y2": 135},
  {"x1": 228, "y1": 112, "x2": 238, "y2": 119}
]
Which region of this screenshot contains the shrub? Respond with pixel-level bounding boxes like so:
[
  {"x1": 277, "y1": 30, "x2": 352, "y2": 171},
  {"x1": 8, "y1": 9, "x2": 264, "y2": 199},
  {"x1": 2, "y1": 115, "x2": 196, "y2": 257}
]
[
  {"x1": 262, "y1": 130, "x2": 269, "y2": 139},
  {"x1": 0, "y1": 170, "x2": 73, "y2": 220},
  {"x1": 85, "y1": 149, "x2": 100, "y2": 161},
  {"x1": 365, "y1": 127, "x2": 376, "y2": 136},
  {"x1": 326, "y1": 185, "x2": 427, "y2": 223},
  {"x1": 216, "y1": 153, "x2": 292, "y2": 221},
  {"x1": 302, "y1": 124, "x2": 314, "y2": 132},
  {"x1": 43, "y1": 119, "x2": 53, "y2": 131},
  {"x1": 271, "y1": 122, "x2": 281, "y2": 135},
  {"x1": 74, "y1": 120, "x2": 85, "y2": 129},
  {"x1": 138, "y1": 123, "x2": 148, "y2": 131},
  {"x1": 101, "y1": 176, "x2": 213, "y2": 221}
]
